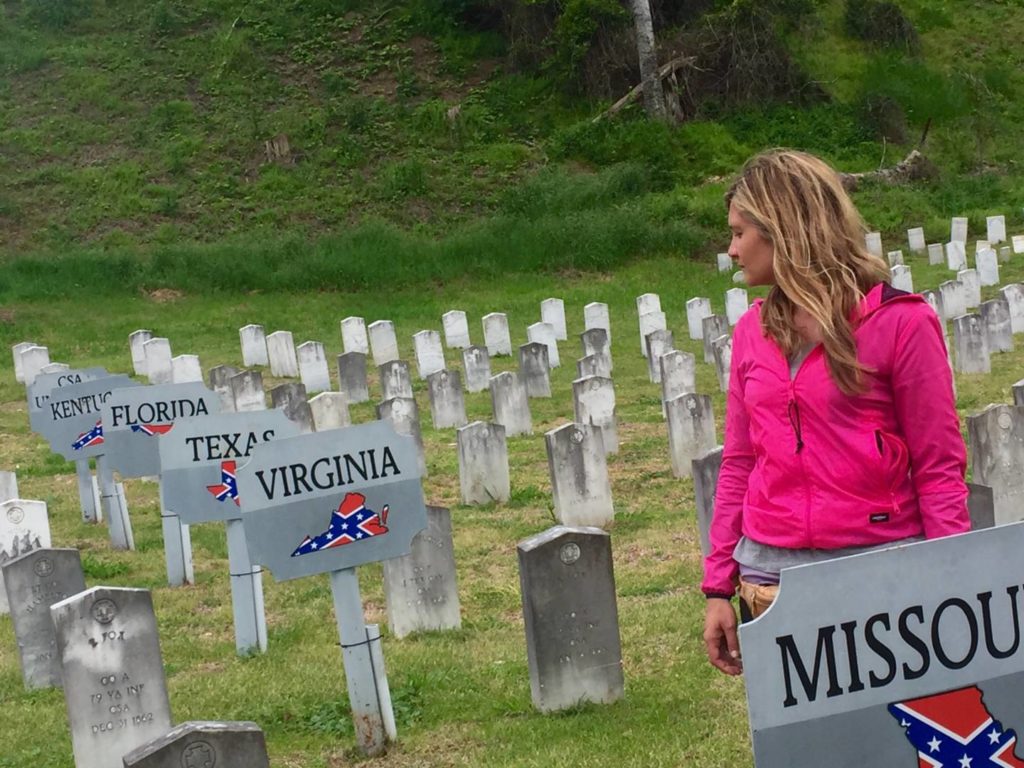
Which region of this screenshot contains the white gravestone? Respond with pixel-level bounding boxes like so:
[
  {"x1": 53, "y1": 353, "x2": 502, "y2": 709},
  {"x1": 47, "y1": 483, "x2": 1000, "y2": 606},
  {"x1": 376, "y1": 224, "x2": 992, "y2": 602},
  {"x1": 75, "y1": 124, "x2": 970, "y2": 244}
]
[
  {"x1": 457, "y1": 421, "x2": 510, "y2": 504},
  {"x1": 864, "y1": 232, "x2": 883, "y2": 257},
  {"x1": 980, "y1": 298, "x2": 1014, "y2": 354},
  {"x1": 368, "y1": 320, "x2": 400, "y2": 366},
  {"x1": 441, "y1": 310, "x2": 471, "y2": 349},
  {"x1": 577, "y1": 352, "x2": 612, "y2": 379},
  {"x1": 270, "y1": 382, "x2": 314, "y2": 435},
  {"x1": 489, "y1": 371, "x2": 532, "y2": 437},
  {"x1": 341, "y1": 317, "x2": 369, "y2": 355},
  {"x1": 958, "y1": 268, "x2": 982, "y2": 308},
  {"x1": 123, "y1": 722, "x2": 269, "y2": 768},
  {"x1": 968, "y1": 404, "x2": 1024, "y2": 526},
  {"x1": 128, "y1": 330, "x2": 153, "y2": 376},
  {"x1": 636, "y1": 293, "x2": 661, "y2": 354},
  {"x1": 52, "y1": 587, "x2": 173, "y2": 768},
  {"x1": 526, "y1": 321, "x2": 560, "y2": 368},
  {"x1": 143, "y1": 338, "x2": 173, "y2": 385},
  {"x1": 725, "y1": 287, "x2": 748, "y2": 326},
  {"x1": 0, "y1": 499, "x2": 52, "y2": 615},
  {"x1": 660, "y1": 350, "x2": 697, "y2": 416},
  {"x1": 645, "y1": 329, "x2": 674, "y2": 384},
  {"x1": 382, "y1": 505, "x2": 461, "y2": 638},
  {"x1": 1000, "y1": 245, "x2": 1012, "y2": 263},
  {"x1": 580, "y1": 327, "x2": 611, "y2": 362},
  {"x1": 310, "y1": 392, "x2": 351, "y2": 431},
  {"x1": 939, "y1": 280, "x2": 967, "y2": 321},
  {"x1": 482, "y1": 313, "x2": 512, "y2": 357},
  {"x1": 239, "y1": 324, "x2": 269, "y2": 367},
  {"x1": 921, "y1": 290, "x2": 945, "y2": 324},
  {"x1": 545, "y1": 423, "x2": 614, "y2": 529},
  {"x1": 976, "y1": 239, "x2": 991, "y2": 254},
  {"x1": 20, "y1": 345, "x2": 51, "y2": 388},
  {"x1": 0, "y1": 470, "x2": 18, "y2": 503},
  {"x1": 337, "y1": 352, "x2": 370, "y2": 404},
  {"x1": 1014, "y1": 235, "x2": 1024, "y2": 254},
  {"x1": 379, "y1": 360, "x2": 414, "y2": 401},
  {"x1": 953, "y1": 314, "x2": 990, "y2": 374},
  {"x1": 701, "y1": 315, "x2": 729, "y2": 364},
  {"x1": 229, "y1": 370, "x2": 266, "y2": 412},
  {"x1": 208, "y1": 365, "x2": 241, "y2": 412},
  {"x1": 717, "y1": 252, "x2": 732, "y2": 272},
  {"x1": 412, "y1": 330, "x2": 445, "y2": 379},
  {"x1": 987, "y1": 214, "x2": 1007, "y2": 243},
  {"x1": 584, "y1": 302, "x2": 611, "y2": 341},
  {"x1": 376, "y1": 397, "x2": 427, "y2": 478},
  {"x1": 890, "y1": 264, "x2": 913, "y2": 293},
  {"x1": 517, "y1": 525, "x2": 624, "y2": 713},
  {"x1": 686, "y1": 297, "x2": 713, "y2": 341},
  {"x1": 976, "y1": 248, "x2": 1000, "y2": 287},
  {"x1": 950, "y1": 215, "x2": 968, "y2": 243},
  {"x1": 926, "y1": 243, "x2": 944, "y2": 265},
  {"x1": 692, "y1": 446, "x2": 723, "y2": 557},
  {"x1": 887, "y1": 250, "x2": 904, "y2": 267},
  {"x1": 638, "y1": 310, "x2": 667, "y2": 358},
  {"x1": 11, "y1": 341, "x2": 36, "y2": 383},
  {"x1": 665, "y1": 394, "x2": 716, "y2": 478},
  {"x1": 296, "y1": 341, "x2": 331, "y2": 394},
  {"x1": 906, "y1": 227, "x2": 926, "y2": 253},
  {"x1": 573, "y1": 376, "x2": 617, "y2": 454},
  {"x1": 946, "y1": 240, "x2": 967, "y2": 271},
  {"x1": 266, "y1": 331, "x2": 299, "y2": 378},
  {"x1": 426, "y1": 369, "x2": 467, "y2": 429},
  {"x1": 519, "y1": 342, "x2": 552, "y2": 398},
  {"x1": 541, "y1": 298, "x2": 567, "y2": 341},
  {"x1": 1001, "y1": 284, "x2": 1024, "y2": 334},
  {"x1": 713, "y1": 335, "x2": 732, "y2": 392},
  {"x1": 171, "y1": 354, "x2": 202, "y2": 384},
  {"x1": 40, "y1": 362, "x2": 69, "y2": 374},
  {"x1": 461, "y1": 346, "x2": 491, "y2": 393}
]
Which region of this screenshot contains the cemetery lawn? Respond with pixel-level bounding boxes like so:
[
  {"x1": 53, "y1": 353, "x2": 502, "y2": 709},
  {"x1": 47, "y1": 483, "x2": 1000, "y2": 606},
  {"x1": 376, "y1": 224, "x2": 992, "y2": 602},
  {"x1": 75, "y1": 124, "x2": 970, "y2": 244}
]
[{"x1": 2, "y1": 249, "x2": 1024, "y2": 767}]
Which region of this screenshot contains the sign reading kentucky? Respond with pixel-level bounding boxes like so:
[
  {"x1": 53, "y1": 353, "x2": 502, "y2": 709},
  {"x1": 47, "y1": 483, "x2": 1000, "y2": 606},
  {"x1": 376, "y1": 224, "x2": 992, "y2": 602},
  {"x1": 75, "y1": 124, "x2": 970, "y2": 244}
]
[
  {"x1": 27, "y1": 366, "x2": 109, "y2": 429},
  {"x1": 741, "y1": 523, "x2": 1024, "y2": 767},
  {"x1": 159, "y1": 410, "x2": 299, "y2": 525},
  {"x1": 236, "y1": 420, "x2": 427, "y2": 581},
  {"x1": 100, "y1": 382, "x2": 221, "y2": 478},
  {"x1": 35, "y1": 375, "x2": 140, "y2": 461}
]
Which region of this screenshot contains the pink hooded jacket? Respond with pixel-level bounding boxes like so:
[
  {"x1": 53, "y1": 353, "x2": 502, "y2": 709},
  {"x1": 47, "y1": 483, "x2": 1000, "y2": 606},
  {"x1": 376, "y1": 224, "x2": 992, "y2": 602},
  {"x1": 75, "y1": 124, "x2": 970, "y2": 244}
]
[{"x1": 701, "y1": 283, "x2": 969, "y2": 596}]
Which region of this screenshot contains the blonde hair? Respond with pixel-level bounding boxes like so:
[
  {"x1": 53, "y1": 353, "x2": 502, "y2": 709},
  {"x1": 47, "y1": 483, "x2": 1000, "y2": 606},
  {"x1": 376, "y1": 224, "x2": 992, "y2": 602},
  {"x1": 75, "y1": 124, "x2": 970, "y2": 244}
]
[{"x1": 725, "y1": 150, "x2": 890, "y2": 395}]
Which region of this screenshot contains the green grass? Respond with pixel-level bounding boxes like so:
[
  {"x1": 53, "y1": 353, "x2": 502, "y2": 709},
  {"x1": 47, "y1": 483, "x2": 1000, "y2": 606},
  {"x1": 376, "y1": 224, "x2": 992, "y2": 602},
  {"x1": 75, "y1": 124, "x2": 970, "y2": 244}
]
[{"x1": 1, "y1": 245, "x2": 1024, "y2": 766}]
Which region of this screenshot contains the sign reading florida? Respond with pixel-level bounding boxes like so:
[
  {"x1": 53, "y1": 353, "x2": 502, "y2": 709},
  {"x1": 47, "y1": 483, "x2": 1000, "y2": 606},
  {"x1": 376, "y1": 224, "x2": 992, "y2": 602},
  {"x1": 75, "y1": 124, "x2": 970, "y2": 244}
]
[
  {"x1": 235, "y1": 420, "x2": 427, "y2": 581},
  {"x1": 740, "y1": 524, "x2": 1024, "y2": 767}
]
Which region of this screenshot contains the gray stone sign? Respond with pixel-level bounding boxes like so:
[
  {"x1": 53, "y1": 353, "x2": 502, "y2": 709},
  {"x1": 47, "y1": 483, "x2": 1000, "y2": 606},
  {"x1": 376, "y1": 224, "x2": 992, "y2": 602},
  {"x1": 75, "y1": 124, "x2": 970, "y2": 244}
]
[
  {"x1": 34, "y1": 375, "x2": 139, "y2": 462},
  {"x1": 122, "y1": 721, "x2": 270, "y2": 768}
]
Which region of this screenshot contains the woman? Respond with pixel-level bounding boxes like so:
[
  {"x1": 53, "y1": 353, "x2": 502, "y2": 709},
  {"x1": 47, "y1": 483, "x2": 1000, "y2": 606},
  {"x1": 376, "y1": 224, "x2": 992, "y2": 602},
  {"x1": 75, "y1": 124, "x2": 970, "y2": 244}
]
[{"x1": 702, "y1": 150, "x2": 970, "y2": 676}]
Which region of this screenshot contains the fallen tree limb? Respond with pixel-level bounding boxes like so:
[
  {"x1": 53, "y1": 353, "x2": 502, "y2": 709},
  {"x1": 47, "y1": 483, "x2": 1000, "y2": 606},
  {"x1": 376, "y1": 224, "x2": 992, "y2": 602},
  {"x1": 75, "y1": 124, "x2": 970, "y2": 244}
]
[
  {"x1": 839, "y1": 149, "x2": 937, "y2": 191},
  {"x1": 593, "y1": 55, "x2": 697, "y2": 123}
]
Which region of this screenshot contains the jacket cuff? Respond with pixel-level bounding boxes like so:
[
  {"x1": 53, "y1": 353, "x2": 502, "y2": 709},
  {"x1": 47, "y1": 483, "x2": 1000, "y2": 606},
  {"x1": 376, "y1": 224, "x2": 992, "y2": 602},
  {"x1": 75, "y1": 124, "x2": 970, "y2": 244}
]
[{"x1": 704, "y1": 591, "x2": 735, "y2": 601}]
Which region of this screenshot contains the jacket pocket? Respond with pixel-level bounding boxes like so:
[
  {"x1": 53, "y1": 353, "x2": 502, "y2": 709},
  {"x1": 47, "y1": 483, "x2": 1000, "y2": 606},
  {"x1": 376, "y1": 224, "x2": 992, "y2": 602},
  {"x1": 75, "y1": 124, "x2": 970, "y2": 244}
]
[{"x1": 873, "y1": 429, "x2": 910, "y2": 491}]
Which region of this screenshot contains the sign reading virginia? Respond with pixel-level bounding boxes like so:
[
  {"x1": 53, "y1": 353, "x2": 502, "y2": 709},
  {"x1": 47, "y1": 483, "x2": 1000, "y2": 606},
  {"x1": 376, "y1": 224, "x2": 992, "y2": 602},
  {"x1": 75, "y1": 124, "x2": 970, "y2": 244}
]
[
  {"x1": 34, "y1": 375, "x2": 140, "y2": 461},
  {"x1": 236, "y1": 420, "x2": 427, "y2": 581},
  {"x1": 741, "y1": 523, "x2": 1024, "y2": 767},
  {"x1": 159, "y1": 410, "x2": 299, "y2": 525}
]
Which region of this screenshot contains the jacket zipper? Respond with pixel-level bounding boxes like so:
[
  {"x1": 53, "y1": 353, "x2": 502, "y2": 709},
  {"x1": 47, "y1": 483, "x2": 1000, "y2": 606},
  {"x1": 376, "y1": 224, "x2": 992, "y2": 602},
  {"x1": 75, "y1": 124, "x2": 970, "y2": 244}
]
[{"x1": 788, "y1": 347, "x2": 819, "y2": 548}]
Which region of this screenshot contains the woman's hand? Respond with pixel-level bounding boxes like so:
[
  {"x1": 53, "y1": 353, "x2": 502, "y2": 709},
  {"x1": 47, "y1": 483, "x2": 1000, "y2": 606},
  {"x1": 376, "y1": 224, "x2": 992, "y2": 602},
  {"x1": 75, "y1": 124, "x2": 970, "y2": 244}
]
[{"x1": 704, "y1": 598, "x2": 742, "y2": 675}]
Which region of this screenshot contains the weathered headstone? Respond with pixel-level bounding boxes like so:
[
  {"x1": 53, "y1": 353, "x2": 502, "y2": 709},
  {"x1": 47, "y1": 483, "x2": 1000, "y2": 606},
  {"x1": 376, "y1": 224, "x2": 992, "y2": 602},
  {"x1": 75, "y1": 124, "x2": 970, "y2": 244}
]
[
  {"x1": 377, "y1": 397, "x2": 427, "y2": 477},
  {"x1": 270, "y1": 382, "x2": 314, "y2": 434},
  {"x1": 461, "y1": 345, "x2": 491, "y2": 393},
  {"x1": 208, "y1": 364, "x2": 241, "y2": 412},
  {"x1": 890, "y1": 264, "x2": 913, "y2": 293},
  {"x1": 1000, "y1": 245, "x2": 1013, "y2": 263},
  {"x1": 959, "y1": 268, "x2": 982, "y2": 309},
  {"x1": 122, "y1": 721, "x2": 269, "y2": 768},
  {"x1": 11, "y1": 340, "x2": 37, "y2": 383},
  {"x1": 686, "y1": 297, "x2": 713, "y2": 341},
  {"x1": 921, "y1": 289, "x2": 945, "y2": 322},
  {"x1": 341, "y1": 317, "x2": 369, "y2": 355},
  {"x1": 457, "y1": 421, "x2": 510, "y2": 504},
  {"x1": 645, "y1": 328, "x2": 674, "y2": 383},
  {"x1": 1014, "y1": 235, "x2": 1024, "y2": 254},
  {"x1": 380, "y1": 359, "x2": 414, "y2": 401},
  {"x1": 441, "y1": 310, "x2": 471, "y2": 349},
  {"x1": 577, "y1": 352, "x2": 612, "y2": 379},
  {"x1": 143, "y1": 338, "x2": 173, "y2": 385},
  {"x1": 939, "y1": 280, "x2": 967, "y2": 321},
  {"x1": 580, "y1": 327, "x2": 610, "y2": 362},
  {"x1": 701, "y1": 314, "x2": 729, "y2": 364},
  {"x1": 968, "y1": 404, "x2": 1024, "y2": 525},
  {"x1": 1014, "y1": 379, "x2": 1024, "y2": 407},
  {"x1": 712, "y1": 335, "x2": 732, "y2": 392},
  {"x1": 660, "y1": 350, "x2": 696, "y2": 415},
  {"x1": 527, "y1": 321, "x2": 560, "y2": 368},
  {"x1": 266, "y1": 330, "x2": 299, "y2": 378},
  {"x1": 987, "y1": 213, "x2": 1007, "y2": 243},
  {"x1": 906, "y1": 227, "x2": 926, "y2": 253},
  {"x1": 636, "y1": 293, "x2": 661, "y2": 354},
  {"x1": 864, "y1": 232, "x2": 883, "y2": 257},
  {"x1": 725, "y1": 287, "x2": 748, "y2": 326},
  {"x1": 482, "y1": 312, "x2": 512, "y2": 357},
  {"x1": 638, "y1": 310, "x2": 667, "y2": 358},
  {"x1": 310, "y1": 392, "x2": 351, "y2": 431},
  {"x1": 1001, "y1": 284, "x2": 1024, "y2": 334},
  {"x1": 229, "y1": 370, "x2": 266, "y2": 412},
  {"x1": 382, "y1": 505, "x2": 461, "y2": 638},
  {"x1": 0, "y1": 470, "x2": 17, "y2": 502},
  {"x1": 950, "y1": 215, "x2": 968, "y2": 243},
  {"x1": 426, "y1": 369, "x2": 467, "y2": 429},
  {"x1": 128, "y1": 330, "x2": 153, "y2": 376},
  {"x1": 412, "y1": 330, "x2": 445, "y2": 379},
  {"x1": 886, "y1": 249, "x2": 904, "y2": 267},
  {"x1": 517, "y1": 525, "x2": 624, "y2": 713},
  {"x1": 239, "y1": 324, "x2": 269, "y2": 367},
  {"x1": 541, "y1": 298, "x2": 567, "y2": 341},
  {"x1": 545, "y1": 423, "x2": 613, "y2": 528},
  {"x1": 2, "y1": 547, "x2": 85, "y2": 689},
  {"x1": 368, "y1": 320, "x2": 400, "y2": 366},
  {"x1": 946, "y1": 240, "x2": 967, "y2": 271},
  {"x1": 926, "y1": 242, "x2": 944, "y2": 266},
  {"x1": 489, "y1": 371, "x2": 532, "y2": 437},
  {"x1": 952, "y1": 314, "x2": 990, "y2": 374},
  {"x1": 980, "y1": 298, "x2": 1014, "y2": 353},
  {"x1": 665, "y1": 394, "x2": 716, "y2": 478},
  {"x1": 584, "y1": 302, "x2": 611, "y2": 341},
  {"x1": 19, "y1": 345, "x2": 51, "y2": 387},
  {"x1": 0, "y1": 499, "x2": 52, "y2": 615},
  {"x1": 52, "y1": 587, "x2": 173, "y2": 768},
  {"x1": 691, "y1": 446, "x2": 722, "y2": 557},
  {"x1": 296, "y1": 341, "x2": 331, "y2": 393},
  {"x1": 977, "y1": 249, "x2": 1000, "y2": 287},
  {"x1": 519, "y1": 342, "x2": 552, "y2": 398},
  {"x1": 40, "y1": 362, "x2": 69, "y2": 374},
  {"x1": 337, "y1": 351, "x2": 370, "y2": 404},
  {"x1": 573, "y1": 376, "x2": 617, "y2": 454},
  {"x1": 967, "y1": 482, "x2": 994, "y2": 530},
  {"x1": 171, "y1": 354, "x2": 202, "y2": 384}
]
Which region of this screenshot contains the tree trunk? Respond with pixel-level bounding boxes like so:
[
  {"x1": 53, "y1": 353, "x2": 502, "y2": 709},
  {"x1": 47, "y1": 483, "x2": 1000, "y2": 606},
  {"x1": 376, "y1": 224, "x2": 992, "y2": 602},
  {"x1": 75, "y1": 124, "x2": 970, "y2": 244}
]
[{"x1": 630, "y1": 0, "x2": 666, "y2": 121}]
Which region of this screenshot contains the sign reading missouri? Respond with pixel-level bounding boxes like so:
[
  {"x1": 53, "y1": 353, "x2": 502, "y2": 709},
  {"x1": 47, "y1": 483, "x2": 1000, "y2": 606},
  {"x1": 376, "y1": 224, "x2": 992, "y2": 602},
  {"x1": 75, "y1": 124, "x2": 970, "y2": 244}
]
[
  {"x1": 236, "y1": 420, "x2": 428, "y2": 581},
  {"x1": 35, "y1": 375, "x2": 140, "y2": 461},
  {"x1": 741, "y1": 522, "x2": 1024, "y2": 767},
  {"x1": 159, "y1": 410, "x2": 300, "y2": 525}
]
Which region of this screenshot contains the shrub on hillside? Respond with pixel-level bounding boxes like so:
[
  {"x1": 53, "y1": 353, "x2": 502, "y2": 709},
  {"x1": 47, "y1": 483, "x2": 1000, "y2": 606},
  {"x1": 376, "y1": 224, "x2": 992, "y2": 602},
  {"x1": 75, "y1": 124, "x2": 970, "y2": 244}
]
[
  {"x1": 844, "y1": 0, "x2": 919, "y2": 52},
  {"x1": 23, "y1": 0, "x2": 92, "y2": 29}
]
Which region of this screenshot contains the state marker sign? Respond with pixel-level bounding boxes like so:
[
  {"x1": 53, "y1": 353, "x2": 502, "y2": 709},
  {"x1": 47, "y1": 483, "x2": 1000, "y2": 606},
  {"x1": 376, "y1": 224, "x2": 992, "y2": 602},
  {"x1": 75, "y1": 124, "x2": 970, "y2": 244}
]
[{"x1": 35, "y1": 375, "x2": 140, "y2": 462}]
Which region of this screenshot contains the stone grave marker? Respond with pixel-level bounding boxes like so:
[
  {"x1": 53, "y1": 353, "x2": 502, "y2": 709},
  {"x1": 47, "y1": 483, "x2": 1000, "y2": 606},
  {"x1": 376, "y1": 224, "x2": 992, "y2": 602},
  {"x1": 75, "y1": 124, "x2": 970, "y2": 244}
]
[
  {"x1": 171, "y1": 354, "x2": 202, "y2": 384},
  {"x1": 1000, "y1": 245, "x2": 1013, "y2": 263},
  {"x1": 921, "y1": 289, "x2": 944, "y2": 322},
  {"x1": 380, "y1": 359, "x2": 414, "y2": 401},
  {"x1": 636, "y1": 293, "x2": 661, "y2": 354},
  {"x1": 887, "y1": 250, "x2": 904, "y2": 267},
  {"x1": 717, "y1": 252, "x2": 732, "y2": 272},
  {"x1": 297, "y1": 341, "x2": 331, "y2": 393},
  {"x1": 310, "y1": 392, "x2": 351, "y2": 431},
  {"x1": 666, "y1": 394, "x2": 716, "y2": 478},
  {"x1": 927, "y1": 243, "x2": 944, "y2": 266},
  {"x1": 686, "y1": 297, "x2": 713, "y2": 340},
  {"x1": 11, "y1": 340, "x2": 36, "y2": 383},
  {"x1": 977, "y1": 239, "x2": 992, "y2": 255},
  {"x1": 123, "y1": 721, "x2": 269, "y2": 768},
  {"x1": 19, "y1": 345, "x2": 51, "y2": 387},
  {"x1": 341, "y1": 316, "x2": 369, "y2": 355},
  {"x1": 0, "y1": 470, "x2": 17, "y2": 503},
  {"x1": 573, "y1": 376, "x2": 617, "y2": 454},
  {"x1": 461, "y1": 345, "x2": 491, "y2": 393},
  {"x1": 660, "y1": 350, "x2": 696, "y2": 415},
  {"x1": 950, "y1": 215, "x2": 968, "y2": 242},
  {"x1": 987, "y1": 214, "x2": 1007, "y2": 243},
  {"x1": 541, "y1": 298, "x2": 567, "y2": 341},
  {"x1": 1015, "y1": 379, "x2": 1024, "y2": 407},
  {"x1": 959, "y1": 268, "x2": 982, "y2": 308},
  {"x1": 517, "y1": 525, "x2": 624, "y2": 713},
  {"x1": 946, "y1": 240, "x2": 967, "y2": 271},
  {"x1": 239, "y1": 324, "x2": 269, "y2": 367},
  {"x1": 426, "y1": 369, "x2": 467, "y2": 429},
  {"x1": 939, "y1": 280, "x2": 967, "y2": 321},
  {"x1": 701, "y1": 315, "x2": 728, "y2": 364},
  {"x1": 577, "y1": 352, "x2": 612, "y2": 379},
  {"x1": 584, "y1": 302, "x2": 611, "y2": 341},
  {"x1": 580, "y1": 327, "x2": 610, "y2": 362},
  {"x1": 271, "y1": 382, "x2": 314, "y2": 434},
  {"x1": 442, "y1": 310, "x2": 471, "y2": 349},
  {"x1": 457, "y1": 421, "x2": 510, "y2": 504},
  {"x1": 337, "y1": 351, "x2": 370, "y2": 404},
  {"x1": 864, "y1": 231, "x2": 883, "y2": 257},
  {"x1": 382, "y1": 505, "x2": 461, "y2": 638},
  {"x1": 2, "y1": 547, "x2": 85, "y2": 689},
  {"x1": 236, "y1": 421, "x2": 429, "y2": 755},
  {"x1": 1014, "y1": 235, "x2": 1024, "y2": 254},
  {"x1": 266, "y1": 331, "x2": 299, "y2": 377},
  {"x1": 527, "y1": 321, "x2": 560, "y2": 368},
  {"x1": 229, "y1": 370, "x2": 266, "y2": 412},
  {"x1": 638, "y1": 310, "x2": 667, "y2": 358},
  {"x1": 906, "y1": 227, "x2": 926, "y2": 253},
  {"x1": 41, "y1": 362, "x2": 69, "y2": 374},
  {"x1": 725, "y1": 287, "x2": 748, "y2": 326},
  {"x1": 1001, "y1": 284, "x2": 1024, "y2": 334},
  {"x1": 980, "y1": 298, "x2": 1014, "y2": 353},
  {"x1": 741, "y1": 524, "x2": 1024, "y2": 767},
  {"x1": 692, "y1": 446, "x2": 722, "y2": 557},
  {"x1": 490, "y1": 371, "x2": 532, "y2": 437},
  {"x1": 52, "y1": 587, "x2": 173, "y2": 768},
  {"x1": 952, "y1": 314, "x2": 990, "y2": 374},
  {"x1": 890, "y1": 264, "x2": 913, "y2": 293},
  {"x1": 482, "y1": 312, "x2": 512, "y2": 356},
  {"x1": 0, "y1": 499, "x2": 52, "y2": 615},
  {"x1": 412, "y1": 330, "x2": 445, "y2": 379},
  {"x1": 208, "y1": 364, "x2": 241, "y2": 412},
  {"x1": 645, "y1": 329, "x2": 674, "y2": 384},
  {"x1": 545, "y1": 423, "x2": 613, "y2": 528},
  {"x1": 377, "y1": 397, "x2": 427, "y2": 477},
  {"x1": 368, "y1": 320, "x2": 400, "y2": 366},
  {"x1": 142, "y1": 338, "x2": 173, "y2": 385},
  {"x1": 519, "y1": 342, "x2": 552, "y2": 398},
  {"x1": 128, "y1": 330, "x2": 153, "y2": 376},
  {"x1": 976, "y1": 248, "x2": 1000, "y2": 287},
  {"x1": 967, "y1": 482, "x2": 994, "y2": 530},
  {"x1": 712, "y1": 335, "x2": 732, "y2": 392},
  {"x1": 968, "y1": 404, "x2": 1024, "y2": 525}
]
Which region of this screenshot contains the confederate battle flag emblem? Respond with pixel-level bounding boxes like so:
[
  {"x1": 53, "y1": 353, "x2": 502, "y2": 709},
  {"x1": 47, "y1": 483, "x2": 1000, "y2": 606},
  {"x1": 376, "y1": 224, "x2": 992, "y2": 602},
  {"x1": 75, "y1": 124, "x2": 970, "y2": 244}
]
[
  {"x1": 206, "y1": 460, "x2": 239, "y2": 506},
  {"x1": 131, "y1": 423, "x2": 174, "y2": 436},
  {"x1": 290, "y1": 492, "x2": 389, "y2": 557},
  {"x1": 72, "y1": 421, "x2": 104, "y2": 450},
  {"x1": 889, "y1": 685, "x2": 1024, "y2": 766}
]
